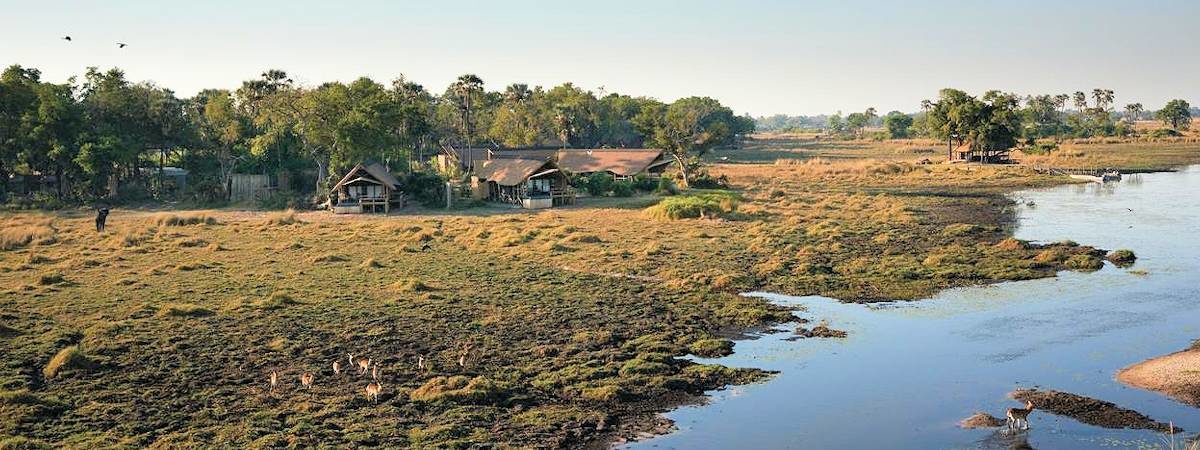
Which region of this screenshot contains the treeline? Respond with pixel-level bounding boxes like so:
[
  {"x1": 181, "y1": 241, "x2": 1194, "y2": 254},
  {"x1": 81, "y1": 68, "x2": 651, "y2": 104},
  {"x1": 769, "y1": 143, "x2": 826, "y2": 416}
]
[
  {"x1": 757, "y1": 89, "x2": 1193, "y2": 141},
  {"x1": 0, "y1": 65, "x2": 754, "y2": 205}
]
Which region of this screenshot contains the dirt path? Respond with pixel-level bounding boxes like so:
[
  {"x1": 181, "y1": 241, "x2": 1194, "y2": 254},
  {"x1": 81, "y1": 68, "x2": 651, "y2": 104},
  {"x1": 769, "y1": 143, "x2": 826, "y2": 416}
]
[{"x1": 1118, "y1": 347, "x2": 1200, "y2": 407}]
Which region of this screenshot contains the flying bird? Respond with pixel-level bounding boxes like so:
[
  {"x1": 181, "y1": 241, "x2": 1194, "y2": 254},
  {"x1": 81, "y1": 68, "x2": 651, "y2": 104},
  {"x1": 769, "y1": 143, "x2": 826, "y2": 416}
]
[
  {"x1": 62, "y1": 36, "x2": 71, "y2": 41},
  {"x1": 117, "y1": 42, "x2": 127, "y2": 48}
]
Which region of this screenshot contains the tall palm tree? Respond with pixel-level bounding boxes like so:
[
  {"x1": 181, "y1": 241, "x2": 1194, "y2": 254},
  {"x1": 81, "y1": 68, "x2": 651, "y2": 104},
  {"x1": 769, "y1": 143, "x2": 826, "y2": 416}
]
[
  {"x1": 1124, "y1": 103, "x2": 1143, "y2": 122},
  {"x1": 449, "y1": 74, "x2": 483, "y2": 168}
]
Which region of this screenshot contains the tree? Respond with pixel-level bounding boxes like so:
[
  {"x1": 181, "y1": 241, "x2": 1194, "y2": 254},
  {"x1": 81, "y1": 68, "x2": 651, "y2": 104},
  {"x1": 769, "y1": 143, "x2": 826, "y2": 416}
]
[
  {"x1": 826, "y1": 112, "x2": 846, "y2": 135},
  {"x1": 925, "y1": 88, "x2": 979, "y2": 160},
  {"x1": 0, "y1": 65, "x2": 44, "y2": 197},
  {"x1": 447, "y1": 74, "x2": 483, "y2": 148},
  {"x1": 1124, "y1": 103, "x2": 1143, "y2": 122},
  {"x1": 639, "y1": 97, "x2": 737, "y2": 187},
  {"x1": 24, "y1": 81, "x2": 83, "y2": 197},
  {"x1": 1156, "y1": 99, "x2": 1192, "y2": 130},
  {"x1": 845, "y1": 112, "x2": 867, "y2": 137},
  {"x1": 195, "y1": 90, "x2": 248, "y2": 198},
  {"x1": 882, "y1": 111, "x2": 913, "y2": 138}
]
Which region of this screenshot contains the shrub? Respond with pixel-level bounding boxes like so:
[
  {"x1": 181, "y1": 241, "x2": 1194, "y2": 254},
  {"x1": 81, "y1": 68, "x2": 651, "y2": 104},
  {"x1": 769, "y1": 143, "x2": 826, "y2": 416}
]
[
  {"x1": 36, "y1": 273, "x2": 66, "y2": 285},
  {"x1": 1023, "y1": 141, "x2": 1058, "y2": 155},
  {"x1": 643, "y1": 192, "x2": 740, "y2": 220},
  {"x1": 43, "y1": 345, "x2": 97, "y2": 379},
  {"x1": 403, "y1": 171, "x2": 448, "y2": 207},
  {"x1": 655, "y1": 177, "x2": 678, "y2": 196},
  {"x1": 611, "y1": 181, "x2": 634, "y2": 197},
  {"x1": 1106, "y1": 249, "x2": 1137, "y2": 267},
  {"x1": 1148, "y1": 128, "x2": 1183, "y2": 138},
  {"x1": 941, "y1": 223, "x2": 986, "y2": 237},
  {"x1": 310, "y1": 253, "x2": 348, "y2": 263},
  {"x1": 582, "y1": 172, "x2": 614, "y2": 196},
  {"x1": 632, "y1": 174, "x2": 657, "y2": 192},
  {"x1": 688, "y1": 338, "x2": 734, "y2": 358}
]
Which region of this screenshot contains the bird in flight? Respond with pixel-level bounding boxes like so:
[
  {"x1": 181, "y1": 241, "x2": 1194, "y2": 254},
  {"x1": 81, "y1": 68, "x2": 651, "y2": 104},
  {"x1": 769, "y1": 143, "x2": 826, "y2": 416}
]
[
  {"x1": 62, "y1": 36, "x2": 71, "y2": 41},
  {"x1": 117, "y1": 42, "x2": 127, "y2": 48}
]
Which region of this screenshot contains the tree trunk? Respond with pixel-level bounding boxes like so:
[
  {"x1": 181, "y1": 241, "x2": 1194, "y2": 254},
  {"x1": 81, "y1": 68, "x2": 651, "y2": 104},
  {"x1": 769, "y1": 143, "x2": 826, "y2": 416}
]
[
  {"x1": 674, "y1": 156, "x2": 691, "y2": 188},
  {"x1": 315, "y1": 159, "x2": 328, "y2": 195}
]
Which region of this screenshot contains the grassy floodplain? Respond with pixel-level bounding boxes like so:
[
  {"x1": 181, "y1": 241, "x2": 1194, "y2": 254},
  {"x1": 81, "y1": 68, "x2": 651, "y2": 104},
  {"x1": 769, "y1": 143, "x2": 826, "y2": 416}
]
[{"x1": 2, "y1": 136, "x2": 1199, "y2": 448}]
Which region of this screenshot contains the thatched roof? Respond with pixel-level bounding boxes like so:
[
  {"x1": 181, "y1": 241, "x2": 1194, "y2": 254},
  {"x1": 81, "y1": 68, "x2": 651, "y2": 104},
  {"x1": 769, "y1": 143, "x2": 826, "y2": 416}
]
[
  {"x1": 331, "y1": 162, "x2": 402, "y2": 191},
  {"x1": 555, "y1": 149, "x2": 667, "y2": 176},
  {"x1": 474, "y1": 158, "x2": 554, "y2": 186}
]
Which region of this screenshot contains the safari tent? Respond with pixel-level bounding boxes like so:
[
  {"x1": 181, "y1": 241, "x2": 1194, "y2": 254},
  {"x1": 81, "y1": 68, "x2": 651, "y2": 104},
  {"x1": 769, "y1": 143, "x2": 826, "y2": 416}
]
[{"x1": 329, "y1": 162, "x2": 404, "y2": 213}]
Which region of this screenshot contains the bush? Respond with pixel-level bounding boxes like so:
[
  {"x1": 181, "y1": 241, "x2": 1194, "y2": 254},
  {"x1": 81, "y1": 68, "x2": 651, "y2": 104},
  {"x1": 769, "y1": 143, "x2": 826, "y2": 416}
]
[
  {"x1": 655, "y1": 177, "x2": 678, "y2": 196},
  {"x1": 632, "y1": 174, "x2": 657, "y2": 192},
  {"x1": 582, "y1": 172, "x2": 614, "y2": 196},
  {"x1": 643, "y1": 192, "x2": 739, "y2": 220},
  {"x1": 1023, "y1": 141, "x2": 1058, "y2": 155},
  {"x1": 611, "y1": 181, "x2": 634, "y2": 197},
  {"x1": 158, "y1": 303, "x2": 214, "y2": 318},
  {"x1": 403, "y1": 171, "x2": 447, "y2": 207},
  {"x1": 688, "y1": 172, "x2": 729, "y2": 189}
]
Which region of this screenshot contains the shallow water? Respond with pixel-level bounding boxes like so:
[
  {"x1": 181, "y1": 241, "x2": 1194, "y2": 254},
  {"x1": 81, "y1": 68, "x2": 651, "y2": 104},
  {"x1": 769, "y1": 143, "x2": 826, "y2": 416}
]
[{"x1": 624, "y1": 166, "x2": 1200, "y2": 450}]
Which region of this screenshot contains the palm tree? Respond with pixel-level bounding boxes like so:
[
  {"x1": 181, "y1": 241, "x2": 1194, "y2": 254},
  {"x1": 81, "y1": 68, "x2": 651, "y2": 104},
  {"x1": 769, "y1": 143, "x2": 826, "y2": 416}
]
[
  {"x1": 1124, "y1": 102, "x2": 1143, "y2": 122},
  {"x1": 1072, "y1": 91, "x2": 1088, "y2": 112},
  {"x1": 449, "y1": 74, "x2": 483, "y2": 168},
  {"x1": 1092, "y1": 88, "x2": 1115, "y2": 110}
]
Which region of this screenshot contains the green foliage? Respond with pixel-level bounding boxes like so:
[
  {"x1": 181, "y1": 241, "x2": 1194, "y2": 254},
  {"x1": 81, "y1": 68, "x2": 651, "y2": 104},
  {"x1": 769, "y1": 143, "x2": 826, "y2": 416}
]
[
  {"x1": 582, "y1": 172, "x2": 614, "y2": 196},
  {"x1": 1157, "y1": 99, "x2": 1191, "y2": 130},
  {"x1": 643, "y1": 192, "x2": 739, "y2": 220},
  {"x1": 409, "y1": 376, "x2": 505, "y2": 404},
  {"x1": 1064, "y1": 254, "x2": 1104, "y2": 272},
  {"x1": 883, "y1": 111, "x2": 913, "y2": 138},
  {"x1": 611, "y1": 181, "x2": 634, "y2": 197}
]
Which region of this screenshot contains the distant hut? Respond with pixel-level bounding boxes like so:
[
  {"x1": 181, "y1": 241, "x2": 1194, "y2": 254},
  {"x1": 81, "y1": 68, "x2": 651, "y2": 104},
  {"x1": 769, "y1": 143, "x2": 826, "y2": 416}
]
[
  {"x1": 952, "y1": 141, "x2": 1011, "y2": 164},
  {"x1": 329, "y1": 162, "x2": 404, "y2": 213},
  {"x1": 471, "y1": 158, "x2": 574, "y2": 209}
]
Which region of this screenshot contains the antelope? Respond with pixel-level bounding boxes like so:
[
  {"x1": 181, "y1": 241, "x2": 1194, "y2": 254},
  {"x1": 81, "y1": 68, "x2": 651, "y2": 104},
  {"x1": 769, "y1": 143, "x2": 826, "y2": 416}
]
[
  {"x1": 371, "y1": 364, "x2": 380, "y2": 380},
  {"x1": 332, "y1": 361, "x2": 341, "y2": 375},
  {"x1": 364, "y1": 381, "x2": 382, "y2": 403},
  {"x1": 457, "y1": 345, "x2": 471, "y2": 369},
  {"x1": 358, "y1": 357, "x2": 372, "y2": 375},
  {"x1": 300, "y1": 372, "x2": 314, "y2": 389},
  {"x1": 417, "y1": 355, "x2": 425, "y2": 371},
  {"x1": 269, "y1": 370, "x2": 279, "y2": 392},
  {"x1": 1006, "y1": 400, "x2": 1035, "y2": 430}
]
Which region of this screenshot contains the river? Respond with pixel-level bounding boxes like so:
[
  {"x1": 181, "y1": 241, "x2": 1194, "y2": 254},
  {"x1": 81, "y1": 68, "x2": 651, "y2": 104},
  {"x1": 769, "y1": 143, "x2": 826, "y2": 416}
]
[{"x1": 623, "y1": 166, "x2": 1200, "y2": 449}]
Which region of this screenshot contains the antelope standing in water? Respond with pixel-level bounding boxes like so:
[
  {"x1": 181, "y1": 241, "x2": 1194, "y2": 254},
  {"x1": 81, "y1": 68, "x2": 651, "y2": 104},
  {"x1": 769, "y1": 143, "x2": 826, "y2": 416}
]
[
  {"x1": 365, "y1": 381, "x2": 382, "y2": 403},
  {"x1": 300, "y1": 372, "x2": 314, "y2": 389},
  {"x1": 1007, "y1": 400, "x2": 1035, "y2": 430}
]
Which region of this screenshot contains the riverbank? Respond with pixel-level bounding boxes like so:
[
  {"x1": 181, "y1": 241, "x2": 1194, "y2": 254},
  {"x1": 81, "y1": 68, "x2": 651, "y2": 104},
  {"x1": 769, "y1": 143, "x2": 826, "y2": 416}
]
[{"x1": 1118, "y1": 344, "x2": 1200, "y2": 408}]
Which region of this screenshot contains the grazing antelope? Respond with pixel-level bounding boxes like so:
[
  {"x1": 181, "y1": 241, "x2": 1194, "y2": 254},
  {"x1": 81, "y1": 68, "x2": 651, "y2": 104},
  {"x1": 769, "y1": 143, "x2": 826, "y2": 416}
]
[
  {"x1": 1006, "y1": 400, "x2": 1035, "y2": 430},
  {"x1": 333, "y1": 360, "x2": 341, "y2": 375},
  {"x1": 300, "y1": 372, "x2": 314, "y2": 389},
  {"x1": 358, "y1": 357, "x2": 372, "y2": 375},
  {"x1": 269, "y1": 370, "x2": 279, "y2": 392},
  {"x1": 364, "y1": 381, "x2": 382, "y2": 403}
]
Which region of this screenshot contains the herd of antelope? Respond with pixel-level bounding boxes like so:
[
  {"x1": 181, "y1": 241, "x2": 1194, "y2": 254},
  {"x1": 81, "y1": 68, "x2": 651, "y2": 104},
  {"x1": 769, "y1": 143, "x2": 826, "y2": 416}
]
[{"x1": 265, "y1": 346, "x2": 472, "y2": 403}]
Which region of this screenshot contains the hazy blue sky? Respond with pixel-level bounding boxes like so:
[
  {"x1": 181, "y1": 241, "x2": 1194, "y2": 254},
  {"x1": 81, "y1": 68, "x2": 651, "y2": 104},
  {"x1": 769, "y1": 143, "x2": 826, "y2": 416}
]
[{"x1": 2, "y1": 0, "x2": 1198, "y2": 116}]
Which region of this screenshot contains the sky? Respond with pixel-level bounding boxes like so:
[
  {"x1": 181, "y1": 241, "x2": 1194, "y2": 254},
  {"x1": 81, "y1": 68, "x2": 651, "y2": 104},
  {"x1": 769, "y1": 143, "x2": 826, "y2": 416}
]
[{"x1": 2, "y1": 0, "x2": 1198, "y2": 116}]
